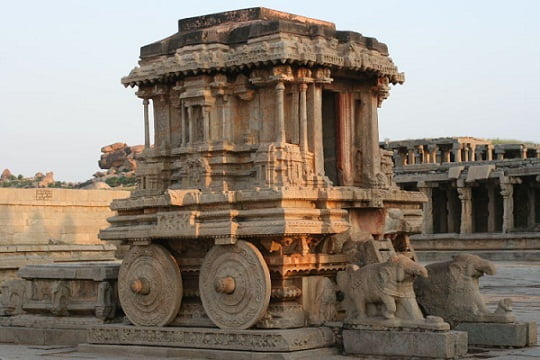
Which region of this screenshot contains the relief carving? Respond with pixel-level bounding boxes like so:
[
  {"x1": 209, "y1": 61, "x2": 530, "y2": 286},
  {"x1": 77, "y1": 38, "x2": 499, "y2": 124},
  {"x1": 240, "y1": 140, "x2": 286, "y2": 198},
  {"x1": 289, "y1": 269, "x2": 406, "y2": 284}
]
[
  {"x1": 336, "y1": 255, "x2": 448, "y2": 330},
  {"x1": 414, "y1": 254, "x2": 515, "y2": 326}
]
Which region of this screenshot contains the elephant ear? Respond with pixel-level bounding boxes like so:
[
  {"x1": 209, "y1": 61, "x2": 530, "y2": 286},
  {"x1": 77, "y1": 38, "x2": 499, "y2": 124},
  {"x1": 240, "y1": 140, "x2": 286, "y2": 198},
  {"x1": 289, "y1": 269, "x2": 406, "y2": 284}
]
[
  {"x1": 377, "y1": 267, "x2": 392, "y2": 287},
  {"x1": 449, "y1": 261, "x2": 464, "y2": 281},
  {"x1": 396, "y1": 265, "x2": 405, "y2": 282}
]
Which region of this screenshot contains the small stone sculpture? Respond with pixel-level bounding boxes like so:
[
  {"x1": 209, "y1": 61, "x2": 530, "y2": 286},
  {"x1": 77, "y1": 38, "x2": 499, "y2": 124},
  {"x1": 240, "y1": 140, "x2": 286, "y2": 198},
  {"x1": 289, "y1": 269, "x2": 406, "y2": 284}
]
[
  {"x1": 337, "y1": 254, "x2": 447, "y2": 330},
  {"x1": 414, "y1": 253, "x2": 515, "y2": 325}
]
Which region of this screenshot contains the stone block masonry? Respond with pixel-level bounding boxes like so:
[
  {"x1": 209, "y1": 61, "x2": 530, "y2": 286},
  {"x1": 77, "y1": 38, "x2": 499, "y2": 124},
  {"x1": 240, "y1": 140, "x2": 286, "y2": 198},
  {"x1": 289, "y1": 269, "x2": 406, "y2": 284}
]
[{"x1": 0, "y1": 188, "x2": 130, "y2": 283}]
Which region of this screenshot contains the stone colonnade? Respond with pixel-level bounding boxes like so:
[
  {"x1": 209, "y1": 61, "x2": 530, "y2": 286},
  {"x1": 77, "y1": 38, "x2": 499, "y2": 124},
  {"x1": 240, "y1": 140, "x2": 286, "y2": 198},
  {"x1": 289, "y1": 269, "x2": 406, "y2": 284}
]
[
  {"x1": 420, "y1": 175, "x2": 540, "y2": 235},
  {"x1": 389, "y1": 140, "x2": 540, "y2": 168}
]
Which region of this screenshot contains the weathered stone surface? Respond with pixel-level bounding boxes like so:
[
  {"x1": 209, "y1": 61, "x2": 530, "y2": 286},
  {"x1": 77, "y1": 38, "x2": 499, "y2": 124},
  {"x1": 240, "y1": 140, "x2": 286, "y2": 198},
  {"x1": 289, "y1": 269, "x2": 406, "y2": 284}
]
[
  {"x1": 0, "y1": 188, "x2": 129, "y2": 283},
  {"x1": 1, "y1": 262, "x2": 120, "y2": 320},
  {"x1": 455, "y1": 321, "x2": 537, "y2": 347},
  {"x1": 88, "y1": 325, "x2": 335, "y2": 352},
  {"x1": 0, "y1": 325, "x2": 88, "y2": 345},
  {"x1": 415, "y1": 254, "x2": 515, "y2": 326},
  {"x1": 336, "y1": 254, "x2": 449, "y2": 331},
  {"x1": 17, "y1": 262, "x2": 119, "y2": 281},
  {"x1": 98, "y1": 143, "x2": 143, "y2": 172},
  {"x1": 342, "y1": 328, "x2": 468, "y2": 359},
  {"x1": 99, "y1": 7, "x2": 425, "y2": 353},
  {"x1": 79, "y1": 344, "x2": 340, "y2": 360},
  {"x1": 382, "y1": 137, "x2": 540, "y2": 260}
]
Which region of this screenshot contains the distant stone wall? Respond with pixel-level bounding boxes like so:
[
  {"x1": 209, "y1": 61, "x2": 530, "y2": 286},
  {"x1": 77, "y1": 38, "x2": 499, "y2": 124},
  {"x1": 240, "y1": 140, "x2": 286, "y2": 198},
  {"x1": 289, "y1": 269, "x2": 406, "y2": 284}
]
[
  {"x1": 0, "y1": 188, "x2": 129, "y2": 245},
  {"x1": 0, "y1": 188, "x2": 129, "y2": 283}
]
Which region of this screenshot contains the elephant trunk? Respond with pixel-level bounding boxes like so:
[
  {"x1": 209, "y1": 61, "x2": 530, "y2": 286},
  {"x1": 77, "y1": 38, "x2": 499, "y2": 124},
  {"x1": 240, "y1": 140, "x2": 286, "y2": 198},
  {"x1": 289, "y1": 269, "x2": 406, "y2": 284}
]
[
  {"x1": 477, "y1": 260, "x2": 496, "y2": 276},
  {"x1": 408, "y1": 262, "x2": 428, "y2": 278}
]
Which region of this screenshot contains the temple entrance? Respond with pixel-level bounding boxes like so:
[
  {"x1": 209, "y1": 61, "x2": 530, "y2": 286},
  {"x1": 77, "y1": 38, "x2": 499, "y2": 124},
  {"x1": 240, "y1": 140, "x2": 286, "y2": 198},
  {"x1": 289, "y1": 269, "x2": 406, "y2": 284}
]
[{"x1": 322, "y1": 90, "x2": 340, "y2": 185}]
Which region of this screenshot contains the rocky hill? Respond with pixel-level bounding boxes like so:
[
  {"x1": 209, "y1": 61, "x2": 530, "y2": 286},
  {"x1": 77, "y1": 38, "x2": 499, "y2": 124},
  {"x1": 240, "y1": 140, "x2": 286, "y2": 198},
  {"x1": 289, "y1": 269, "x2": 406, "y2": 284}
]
[{"x1": 1, "y1": 142, "x2": 144, "y2": 190}]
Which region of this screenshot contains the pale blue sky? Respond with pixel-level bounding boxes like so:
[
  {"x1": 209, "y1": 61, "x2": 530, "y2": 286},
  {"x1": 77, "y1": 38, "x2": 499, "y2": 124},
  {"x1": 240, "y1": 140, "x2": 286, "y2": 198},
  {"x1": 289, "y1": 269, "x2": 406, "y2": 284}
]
[{"x1": 1, "y1": 1, "x2": 539, "y2": 181}]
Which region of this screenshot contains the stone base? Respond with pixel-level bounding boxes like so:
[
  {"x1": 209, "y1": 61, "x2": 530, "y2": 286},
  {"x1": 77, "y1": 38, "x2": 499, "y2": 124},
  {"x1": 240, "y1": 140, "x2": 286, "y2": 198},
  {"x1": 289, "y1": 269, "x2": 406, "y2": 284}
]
[
  {"x1": 342, "y1": 328, "x2": 467, "y2": 359},
  {"x1": 0, "y1": 315, "x2": 122, "y2": 345},
  {"x1": 79, "y1": 343, "x2": 339, "y2": 360},
  {"x1": 455, "y1": 321, "x2": 537, "y2": 347},
  {"x1": 0, "y1": 325, "x2": 88, "y2": 345},
  {"x1": 88, "y1": 324, "x2": 335, "y2": 353}
]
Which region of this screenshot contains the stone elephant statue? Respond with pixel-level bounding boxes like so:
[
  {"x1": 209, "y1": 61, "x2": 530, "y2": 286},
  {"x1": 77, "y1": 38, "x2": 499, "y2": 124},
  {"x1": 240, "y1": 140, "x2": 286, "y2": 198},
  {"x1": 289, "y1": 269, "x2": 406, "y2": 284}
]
[
  {"x1": 336, "y1": 254, "x2": 428, "y2": 322},
  {"x1": 414, "y1": 253, "x2": 513, "y2": 325}
]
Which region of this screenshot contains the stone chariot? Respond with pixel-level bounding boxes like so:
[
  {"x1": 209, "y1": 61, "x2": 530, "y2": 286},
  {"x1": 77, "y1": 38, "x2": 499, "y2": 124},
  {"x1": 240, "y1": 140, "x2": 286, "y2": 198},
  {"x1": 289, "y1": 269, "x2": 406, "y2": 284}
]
[{"x1": 99, "y1": 8, "x2": 425, "y2": 331}]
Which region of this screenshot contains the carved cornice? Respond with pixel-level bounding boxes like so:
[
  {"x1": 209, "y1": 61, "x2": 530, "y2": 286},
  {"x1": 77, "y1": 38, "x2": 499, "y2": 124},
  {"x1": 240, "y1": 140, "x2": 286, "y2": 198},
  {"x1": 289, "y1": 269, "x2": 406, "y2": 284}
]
[{"x1": 123, "y1": 33, "x2": 403, "y2": 87}]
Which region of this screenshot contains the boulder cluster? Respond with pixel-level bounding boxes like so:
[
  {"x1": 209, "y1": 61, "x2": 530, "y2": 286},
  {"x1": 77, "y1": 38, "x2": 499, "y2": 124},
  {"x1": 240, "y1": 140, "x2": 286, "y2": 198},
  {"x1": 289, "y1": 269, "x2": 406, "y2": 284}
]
[
  {"x1": 98, "y1": 142, "x2": 144, "y2": 173},
  {"x1": 0, "y1": 169, "x2": 57, "y2": 188}
]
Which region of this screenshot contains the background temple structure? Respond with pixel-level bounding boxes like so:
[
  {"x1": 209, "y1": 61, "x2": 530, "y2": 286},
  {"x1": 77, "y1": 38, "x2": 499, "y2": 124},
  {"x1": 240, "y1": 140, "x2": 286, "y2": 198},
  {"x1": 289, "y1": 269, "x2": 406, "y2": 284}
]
[{"x1": 382, "y1": 137, "x2": 540, "y2": 260}]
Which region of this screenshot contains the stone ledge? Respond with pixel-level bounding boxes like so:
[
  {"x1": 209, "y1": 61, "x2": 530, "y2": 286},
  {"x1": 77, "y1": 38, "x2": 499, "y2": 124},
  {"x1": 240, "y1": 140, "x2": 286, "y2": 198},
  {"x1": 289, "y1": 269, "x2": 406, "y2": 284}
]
[
  {"x1": 455, "y1": 321, "x2": 537, "y2": 347},
  {"x1": 342, "y1": 329, "x2": 467, "y2": 359},
  {"x1": 88, "y1": 325, "x2": 335, "y2": 353},
  {"x1": 79, "y1": 343, "x2": 340, "y2": 360},
  {"x1": 0, "y1": 325, "x2": 88, "y2": 345}
]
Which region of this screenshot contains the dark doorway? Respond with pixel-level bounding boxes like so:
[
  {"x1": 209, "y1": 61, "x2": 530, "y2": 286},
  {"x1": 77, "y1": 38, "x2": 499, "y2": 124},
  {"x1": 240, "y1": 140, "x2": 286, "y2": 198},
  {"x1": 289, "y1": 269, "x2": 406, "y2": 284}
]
[
  {"x1": 472, "y1": 186, "x2": 489, "y2": 233},
  {"x1": 514, "y1": 182, "x2": 529, "y2": 229},
  {"x1": 322, "y1": 90, "x2": 340, "y2": 185},
  {"x1": 432, "y1": 187, "x2": 448, "y2": 233}
]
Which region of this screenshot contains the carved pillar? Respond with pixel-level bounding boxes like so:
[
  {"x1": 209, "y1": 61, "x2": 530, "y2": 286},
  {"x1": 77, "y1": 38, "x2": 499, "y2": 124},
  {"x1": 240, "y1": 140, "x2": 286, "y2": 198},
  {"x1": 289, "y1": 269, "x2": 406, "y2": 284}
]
[
  {"x1": 500, "y1": 180, "x2": 514, "y2": 233},
  {"x1": 415, "y1": 146, "x2": 424, "y2": 164},
  {"x1": 486, "y1": 145, "x2": 493, "y2": 160},
  {"x1": 428, "y1": 144, "x2": 438, "y2": 164},
  {"x1": 487, "y1": 183, "x2": 497, "y2": 232},
  {"x1": 309, "y1": 83, "x2": 324, "y2": 176},
  {"x1": 443, "y1": 149, "x2": 451, "y2": 163},
  {"x1": 393, "y1": 149, "x2": 405, "y2": 167},
  {"x1": 180, "y1": 101, "x2": 186, "y2": 146},
  {"x1": 357, "y1": 87, "x2": 382, "y2": 185},
  {"x1": 275, "y1": 81, "x2": 286, "y2": 143},
  {"x1": 202, "y1": 106, "x2": 210, "y2": 142},
  {"x1": 453, "y1": 144, "x2": 462, "y2": 162},
  {"x1": 462, "y1": 145, "x2": 469, "y2": 162},
  {"x1": 495, "y1": 147, "x2": 505, "y2": 160},
  {"x1": 187, "y1": 106, "x2": 194, "y2": 144},
  {"x1": 299, "y1": 83, "x2": 308, "y2": 152},
  {"x1": 418, "y1": 184, "x2": 433, "y2": 234},
  {"x1": 221, "y1": 96, "x2": 231, "y2": 142},
  {"x1": 407, "y1": 147, "x2": 415, "y2": 165},
  {"x1": 143, "y1": 99, "x2": 150, "y2": 148},
  {"x1": 457, "y1": 185, "x2": 473, "y2": 234}
]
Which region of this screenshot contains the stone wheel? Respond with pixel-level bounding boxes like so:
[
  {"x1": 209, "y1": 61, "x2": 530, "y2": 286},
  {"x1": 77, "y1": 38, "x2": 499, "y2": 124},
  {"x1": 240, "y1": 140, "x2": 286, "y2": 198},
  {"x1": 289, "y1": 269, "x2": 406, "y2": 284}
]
[
  {"x1": 118, "y1": 244, "x2": 182, "y2": 327},
  {"x1": 199, "y1": 240, "x2": 271, "y2": 329}
]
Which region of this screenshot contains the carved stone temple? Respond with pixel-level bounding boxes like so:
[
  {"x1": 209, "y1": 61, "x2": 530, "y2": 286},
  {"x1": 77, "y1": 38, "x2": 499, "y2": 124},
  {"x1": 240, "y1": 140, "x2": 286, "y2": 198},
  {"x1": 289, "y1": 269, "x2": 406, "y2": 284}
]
[
  {"x1": 0, "y1": 8, "x2": 474, "y2": 358},
  {"x1": 96, "y1": 7, "x2": 428, "y2": 334}
]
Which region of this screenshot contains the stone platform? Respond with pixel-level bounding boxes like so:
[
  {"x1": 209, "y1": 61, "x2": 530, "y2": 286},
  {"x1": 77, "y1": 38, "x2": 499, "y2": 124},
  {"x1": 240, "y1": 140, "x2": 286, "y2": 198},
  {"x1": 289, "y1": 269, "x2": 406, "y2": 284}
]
[
  {"x1": 342, "y1": 328, "x2": 467, "y2": 359},
  {"x1": 455, "y1": 321, "x2": 537, "y2": 347},
  {"x1": 79, "y1": 344, "x2": 339, "y2": 360},
  {"x1": 87, "y1": 325, "x2": 335, "y2": 357}
]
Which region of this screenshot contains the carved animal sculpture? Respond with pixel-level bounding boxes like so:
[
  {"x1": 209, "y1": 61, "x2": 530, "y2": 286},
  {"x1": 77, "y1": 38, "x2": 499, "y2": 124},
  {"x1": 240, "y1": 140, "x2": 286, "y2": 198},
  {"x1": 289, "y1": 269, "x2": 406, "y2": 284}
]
[
  {"x1": 336, "y1": 254, "x2": 428, "y2": 322},
  {"x1": 414, "y1": 253, "x2": 513, "y2": 325}
]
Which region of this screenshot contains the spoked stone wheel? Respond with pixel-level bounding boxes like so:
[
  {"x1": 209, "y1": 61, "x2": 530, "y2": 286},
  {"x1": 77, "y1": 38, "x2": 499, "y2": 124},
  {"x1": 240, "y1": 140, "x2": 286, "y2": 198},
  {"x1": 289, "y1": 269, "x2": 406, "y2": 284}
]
[
  {"x1": 199, "y1": 240, "x2": 271, "y2": 329},
  {"x1": 118, "y1": 244, "x2": 182, "y2": 327}
]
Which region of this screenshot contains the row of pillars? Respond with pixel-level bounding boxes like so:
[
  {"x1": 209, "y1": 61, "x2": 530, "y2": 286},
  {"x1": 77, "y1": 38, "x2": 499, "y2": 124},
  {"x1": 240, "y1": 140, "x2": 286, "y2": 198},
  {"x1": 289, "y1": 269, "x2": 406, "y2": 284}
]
[
  {"x1": 398, "y1": 143, "x2": 538, "y2": 167},
  {"x1": 419, "y1": 179, "x2": 517, "y2": 234},
  {"x1": 140, "y1": 80, "x2": 326, "y2": 176}
]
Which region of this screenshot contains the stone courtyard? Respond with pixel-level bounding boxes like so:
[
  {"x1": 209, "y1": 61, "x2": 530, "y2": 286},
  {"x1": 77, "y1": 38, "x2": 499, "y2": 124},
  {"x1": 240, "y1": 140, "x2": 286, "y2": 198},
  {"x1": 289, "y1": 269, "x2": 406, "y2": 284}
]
[{"x1": 0, "y1": 261, "x2": 538, "y2": 359}]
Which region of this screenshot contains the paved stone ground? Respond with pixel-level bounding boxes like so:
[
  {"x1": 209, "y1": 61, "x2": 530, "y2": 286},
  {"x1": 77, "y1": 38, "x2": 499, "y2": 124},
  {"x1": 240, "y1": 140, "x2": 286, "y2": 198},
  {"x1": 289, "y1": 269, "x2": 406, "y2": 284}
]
[{"x1": 0, "y1": 261, "x2": 538, "y2": 359}]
